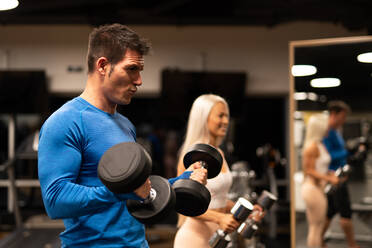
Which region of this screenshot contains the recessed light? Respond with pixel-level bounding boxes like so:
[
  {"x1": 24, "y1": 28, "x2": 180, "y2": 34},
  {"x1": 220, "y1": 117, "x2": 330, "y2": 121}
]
[
  {"x1": 291, "y1": 65, "x2": 317, "y2": 77},
  {"x1": 294, "y1": 92, "x2": 319, "y2": 101},
  {"x1": 310, "y1": 78, "x2": 340, "y2": 88},
  {"x1": 357, "y1": 52, "x2": 372, "y2": 63},
  {"x1": 294, "y1": 92, "x2": 307, "y2": 100},
  {"x1": 307, "y1": 92, "x2": 318, "y2": 101},
  {"x1": 0, "y1": 0, "x2": 19, "y2": 11}
]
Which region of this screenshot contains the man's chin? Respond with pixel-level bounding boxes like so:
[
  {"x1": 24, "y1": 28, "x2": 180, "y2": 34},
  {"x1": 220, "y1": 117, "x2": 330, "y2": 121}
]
[{"x1": 119, "y1": 98, "x2": 131, "y2": 105}]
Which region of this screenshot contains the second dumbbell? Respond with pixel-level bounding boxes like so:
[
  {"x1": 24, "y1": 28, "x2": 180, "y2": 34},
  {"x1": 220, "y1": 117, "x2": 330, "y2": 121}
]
[
  {"x1": 209, "y1": 197, "x2": 254, "y2": 248},
  {"x1": 172, "y1": 143, "x2": 223, "y2": 216}
]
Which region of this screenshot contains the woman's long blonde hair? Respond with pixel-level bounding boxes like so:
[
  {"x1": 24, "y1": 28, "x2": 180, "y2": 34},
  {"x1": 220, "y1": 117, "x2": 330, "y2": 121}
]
[
  {"x1": 179, "y1": 94, "x2": 229, "y2": 159},
  {"x1": 303, "y1": 113, "x2": 329, "y2": 150}
]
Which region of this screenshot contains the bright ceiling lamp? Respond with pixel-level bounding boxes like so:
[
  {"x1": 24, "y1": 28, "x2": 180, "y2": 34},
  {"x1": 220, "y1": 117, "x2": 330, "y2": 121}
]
[
  {"x1": 310, "y1": 78, "x2": 341, "y2": 88},
  {"x1": 357, "y1": 52, "x2": 372, "y2": 63},
  {"x1": 307, "y1": 92, "x2": 318, "y2": 101},
  {"x1": 294, "y1": 92, "x2": 319, "y2": 101},
  {"x1": 0, "y1": 0, "x2": 19, "y2": 11},
  {"x1": 294, "y1": 92, "x2": 307, "y2": 100},
  {"x1": 291, "y1": 65, "x2": 317, "y2": 77}
]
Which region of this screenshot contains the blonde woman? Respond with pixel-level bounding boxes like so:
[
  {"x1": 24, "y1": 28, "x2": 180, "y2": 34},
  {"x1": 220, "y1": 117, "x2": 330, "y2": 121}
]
[
  {"x1": 173, "y1": 94, "x2": 240, "y2": 248},
  {"x1": 301, "y1": 114, "x2": 339, "y2": 248}
]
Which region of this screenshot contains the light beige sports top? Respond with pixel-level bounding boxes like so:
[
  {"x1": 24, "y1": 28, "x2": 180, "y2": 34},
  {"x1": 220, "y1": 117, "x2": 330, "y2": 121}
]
[{"x1": 206, "y1": 165, "x2": 233, "y2": 209}]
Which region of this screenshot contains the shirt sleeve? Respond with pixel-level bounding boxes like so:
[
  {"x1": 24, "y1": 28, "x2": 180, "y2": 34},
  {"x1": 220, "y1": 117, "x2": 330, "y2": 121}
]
[
  {"x1": 168, "y1": 171, "x2": 192, "y2": 185},
  {"x1": 323, "y1": 130, "x2": 348, "y2": 161},
  {"x1": 38, "y1": 112, "x2": 140, "y2": 219}
]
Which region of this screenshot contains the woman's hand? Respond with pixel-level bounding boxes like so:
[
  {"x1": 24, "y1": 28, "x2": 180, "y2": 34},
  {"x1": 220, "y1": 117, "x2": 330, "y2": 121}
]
[
  {"x1": 249, "y1": 204, "x2": 265, "y2": 222},
  {"x1": 217, "y1": 213, "x2": 240, "y2": 233},
  {"x1": 328, "y1": 173, "x2": 340, "y2": 185}
]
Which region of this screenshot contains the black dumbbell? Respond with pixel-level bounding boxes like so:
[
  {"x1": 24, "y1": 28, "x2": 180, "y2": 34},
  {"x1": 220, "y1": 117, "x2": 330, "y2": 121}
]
[
  {"x1": 324, "y1": 164, "x2": 351, "y2": 195},
  {"x1": 209, "y1": 197, "x2": 254, "y2": 248},
  {"x1": 172, "y1": 143, "x2": 223, "y2": 216},
  {"x1": 98, "y1": 142, "x2": 176, "y2": 224},
  {"x1": 237, "y1": 190, "x2": 277, "y2": 239}
]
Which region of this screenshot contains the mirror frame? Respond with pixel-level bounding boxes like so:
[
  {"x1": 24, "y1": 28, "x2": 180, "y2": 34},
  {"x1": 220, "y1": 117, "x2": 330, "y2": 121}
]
[{"x1": 289, "y1": 35, "x2": 372, "y2": 248}]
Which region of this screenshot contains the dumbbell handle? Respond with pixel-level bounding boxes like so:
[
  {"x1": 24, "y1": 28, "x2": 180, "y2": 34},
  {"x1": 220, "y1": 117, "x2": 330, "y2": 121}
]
[
  {"x1": 141, "y1": 188, "x2": 157, "y2": 204},
  {"x1": 209, "y1": 198, "x2": 253, "y2": 248},
  {"x1": 324, "y1": 164, "x2": 351, "y2": 194},
  {"x1": 210, "y1": 209, "x2": 257, "y2": 248},
  {"x1": 200, "y1": 160, "x2": 208, "y2": 169},
  {"x1": 216, "y1": 198, "x2": 253, "y2": 234},
  {"x1": 237, "y1": 209, "x2": 263, "y2": 239},
  {"x1": 238, "y1": 190, "x2": 277, "y2": 239}
]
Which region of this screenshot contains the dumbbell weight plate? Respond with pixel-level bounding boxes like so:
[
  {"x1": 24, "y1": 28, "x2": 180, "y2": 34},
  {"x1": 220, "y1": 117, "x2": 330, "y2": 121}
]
[
  {"x1": 257, "y1": 190, "x2": 277, "y2": 210},
  {"x1": 209, "y1": 230, "x2": 231, "y2": 248},
  {"x1": 127, "y1": 175, "x2": 176, "y2": 224},
  {"x1": 172, "y1": 179, "x2": 211, "y2": 216},
  {"x1": 98, "y1": 142, "x2": 152, "y2": 194},
  {"x1": 238, "y1": 220, "x2": 259, "y2": 239},
  {"x1": 183, "y1": 143, "x2": 223, "y2": 178}
]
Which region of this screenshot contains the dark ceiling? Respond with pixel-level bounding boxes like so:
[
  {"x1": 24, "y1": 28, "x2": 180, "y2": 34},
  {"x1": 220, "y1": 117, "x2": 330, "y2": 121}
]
[
  {"x1": 294, "y1": 40, "x2": 372, "y2": 111},
  {"x1": 0, "y1": 0, "x2": 372, "y2": 31},
  {"x1": 2, "y1": 0, "x2": 372, "y2": 111}
]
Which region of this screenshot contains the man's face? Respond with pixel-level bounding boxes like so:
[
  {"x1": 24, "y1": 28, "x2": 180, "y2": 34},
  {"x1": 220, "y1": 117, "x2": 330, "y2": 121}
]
[
  {"x1": 334, "y1": 110, "x2": 347, "y2": 128},
  {"x1": 102, "y1": 49, "x2": 144, "y2": 105}
]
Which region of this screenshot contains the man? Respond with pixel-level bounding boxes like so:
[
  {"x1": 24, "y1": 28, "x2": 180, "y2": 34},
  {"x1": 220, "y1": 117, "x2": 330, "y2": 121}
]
[
  {"x1": 322, "y1": 100, "x2": 359, "y2": 248},
  {"x1": 38, "y1": 24, "x2": 207, "y2": 248}
]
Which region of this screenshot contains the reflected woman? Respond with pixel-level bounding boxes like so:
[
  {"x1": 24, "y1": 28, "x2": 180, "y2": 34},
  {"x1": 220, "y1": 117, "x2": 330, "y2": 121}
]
[{"x1": 301, "y1": 114, "x2": 339, "y2": 248}]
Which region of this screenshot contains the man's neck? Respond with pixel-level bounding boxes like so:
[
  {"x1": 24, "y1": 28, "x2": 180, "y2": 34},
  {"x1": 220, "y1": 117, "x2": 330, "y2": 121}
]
[{"x1": 80, "y1": 76, "x2": 117, "y2": 114}]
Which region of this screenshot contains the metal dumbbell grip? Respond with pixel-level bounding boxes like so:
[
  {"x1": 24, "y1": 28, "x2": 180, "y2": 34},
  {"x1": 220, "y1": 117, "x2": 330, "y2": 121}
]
[
  {"x1": 325, "y1": 164, "x2": 351, "y2": 194},
  {"x1": 200, "y1": 161, "x2": 208, "y2": 170},
  {"x1": 142, "y1": 188, "x2": 157, "y2": 204}
]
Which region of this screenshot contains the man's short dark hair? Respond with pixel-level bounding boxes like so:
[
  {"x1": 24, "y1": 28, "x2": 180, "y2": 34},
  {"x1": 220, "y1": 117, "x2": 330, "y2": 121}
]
[
  {"x1": 327, "y1": 100, "x2": 351, "y2": 114},
  {"x1": 87, "y1": 23, "x2": 151, "y2": 73}
]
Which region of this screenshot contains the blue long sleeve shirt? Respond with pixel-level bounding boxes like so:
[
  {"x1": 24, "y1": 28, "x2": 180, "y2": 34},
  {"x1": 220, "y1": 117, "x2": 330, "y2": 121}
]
[
  {"x1": 38, "y1": 97, "x2": 189, "y2": 248},
  {"x1": 322, "y1": 128, "x2": 348, "y2": 171}
]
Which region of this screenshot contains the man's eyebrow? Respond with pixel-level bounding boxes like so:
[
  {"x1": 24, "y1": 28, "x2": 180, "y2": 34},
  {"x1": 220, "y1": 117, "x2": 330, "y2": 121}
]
[{"x1": 125, "y1": 63, "x2": 144, "y2": 70}]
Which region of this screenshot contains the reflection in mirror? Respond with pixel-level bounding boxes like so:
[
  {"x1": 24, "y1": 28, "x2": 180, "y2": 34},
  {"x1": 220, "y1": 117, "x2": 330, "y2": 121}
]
[{"x1": 290, "y1": 37, "x2": 372, "y2": 248}]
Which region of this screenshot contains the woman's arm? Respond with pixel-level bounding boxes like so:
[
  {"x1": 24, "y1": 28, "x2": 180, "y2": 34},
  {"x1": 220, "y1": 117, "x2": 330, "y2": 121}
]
[
  {"x1": 225, "y1": 199, "x2": 236, "y2": 212},
  {"x1": 303, "y1": 143, "x2": 338, "y2": 184},
  {"x1": 194, "y1": 209, "x2": 239, "y2": 233}
]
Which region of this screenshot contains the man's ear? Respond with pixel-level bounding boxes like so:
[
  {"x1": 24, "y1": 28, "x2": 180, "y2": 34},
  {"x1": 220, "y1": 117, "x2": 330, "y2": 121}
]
[{"x1": 96, "y1": 57, "x2": 109, "y2": 75}]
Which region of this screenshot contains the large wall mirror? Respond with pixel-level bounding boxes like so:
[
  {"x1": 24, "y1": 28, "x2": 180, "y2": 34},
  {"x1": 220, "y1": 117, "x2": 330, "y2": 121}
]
[{"x1": 289, "y1": 36, "x2": 372, "y2": 248}]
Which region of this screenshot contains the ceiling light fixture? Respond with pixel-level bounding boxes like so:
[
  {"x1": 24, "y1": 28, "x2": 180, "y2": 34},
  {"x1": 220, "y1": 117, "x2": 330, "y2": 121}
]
[
  {"x1": 0, "y1": 0, "x2": 18, "y2": 11},
  {"x1": 291, "y1": 65, "x2": 317, "y2": 77},
  {"x1": 293, "y1": 92, "x2": 319, "y2": 101},
  {"x1": 294, "y1": 92, "x2": 307, "y2": 100},
  {"x1": 310, "y1": 78, "x2": 340, "y2": 88},
  {"x1": 307, "y1": 92, "x2": 318, "y2": 101},
  {"x1": 357, "y1": 52, "x2": 372, "y2": 63}
]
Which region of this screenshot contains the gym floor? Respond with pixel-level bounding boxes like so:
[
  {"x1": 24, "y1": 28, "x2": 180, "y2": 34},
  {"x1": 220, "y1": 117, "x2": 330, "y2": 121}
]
[
  {"x1": 0, "y1": 224, "x2": 177, "y2": 248},
  {"x1": 0, "y1": 214, "x2": 291, "y2": 248}
]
